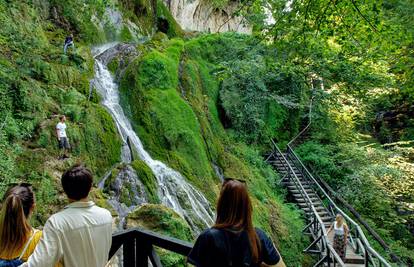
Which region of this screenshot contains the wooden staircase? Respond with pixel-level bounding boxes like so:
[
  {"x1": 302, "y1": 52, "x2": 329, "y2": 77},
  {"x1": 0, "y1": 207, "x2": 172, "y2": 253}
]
[
  {"x1": 264, "y1": 79, "x2": 392, "y2": 267},
  {"x1": 267, "y1": 151, "x2": 365, "y2": 266}
]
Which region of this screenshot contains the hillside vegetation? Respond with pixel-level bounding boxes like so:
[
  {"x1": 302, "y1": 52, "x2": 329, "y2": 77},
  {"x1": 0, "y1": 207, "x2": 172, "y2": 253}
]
[
  {"x1": 1, "y1": 0, "x2": 413, "y2": 265},
  {"x1": 0, "y1": 1, "x2": 311, "y2": 266}
]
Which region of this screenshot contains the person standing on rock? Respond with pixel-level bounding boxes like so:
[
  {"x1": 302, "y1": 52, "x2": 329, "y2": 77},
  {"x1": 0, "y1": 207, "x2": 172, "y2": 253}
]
[
  {"x1": 56, "y1": 115, "x2": 70, "y2": 159},
  {"x1": 63, "y1": 34, "x2": 75, "y2": 54}
]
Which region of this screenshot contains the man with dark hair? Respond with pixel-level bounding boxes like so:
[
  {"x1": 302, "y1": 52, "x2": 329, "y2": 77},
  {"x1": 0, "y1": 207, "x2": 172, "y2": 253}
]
[
  {"x1": 21, "y1": 164, "x2": 113, "y2": 267},
  {"x1": 56, "y1": 115, "x2": 70, "y2": 159}
]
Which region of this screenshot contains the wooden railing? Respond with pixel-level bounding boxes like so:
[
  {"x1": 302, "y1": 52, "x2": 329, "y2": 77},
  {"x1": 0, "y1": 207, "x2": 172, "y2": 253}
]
[{"x1": 109, "y1": 228, "x2": 192, "y2": 267}]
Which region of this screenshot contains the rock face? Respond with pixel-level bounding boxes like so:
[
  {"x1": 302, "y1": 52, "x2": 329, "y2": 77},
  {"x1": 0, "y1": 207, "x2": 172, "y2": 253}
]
[{"x1": 163, "y1": 0, "x2": 251, "y2": 33}]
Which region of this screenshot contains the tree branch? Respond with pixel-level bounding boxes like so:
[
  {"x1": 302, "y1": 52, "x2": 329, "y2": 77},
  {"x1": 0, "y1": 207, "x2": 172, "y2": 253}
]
[{"x1": 349, "y1": 0, "x2": 378, "y2": 32}]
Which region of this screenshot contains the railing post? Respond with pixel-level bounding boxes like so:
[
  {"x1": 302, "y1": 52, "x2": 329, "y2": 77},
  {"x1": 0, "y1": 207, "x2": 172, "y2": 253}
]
[
  {"x1": 124, "y1": 237, "x2": 136, "y2": 267},
  {"x1": 136, "y1": 240, "x2": 151, "y2": 267},
  {"x1": 355, "y1": 230, "x2": 360, "y2": 254}
]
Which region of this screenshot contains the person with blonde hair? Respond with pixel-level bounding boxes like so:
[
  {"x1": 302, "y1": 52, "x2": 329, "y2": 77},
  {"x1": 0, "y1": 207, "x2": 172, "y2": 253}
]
[
  {"x1": 327, "y1": 214, "x2": 349, "y2": 260},
  {"x1": 0, "y1": 183, "x2": 40, "y2": 267}
]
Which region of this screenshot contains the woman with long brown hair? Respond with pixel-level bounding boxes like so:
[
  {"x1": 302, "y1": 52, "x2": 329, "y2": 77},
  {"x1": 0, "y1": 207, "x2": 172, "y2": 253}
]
[
  {"x1": 188, "y1": 178, "x2": 285, "y2": 267},
  {"x1": 0, "y1": 183, "x2": 41, "y2": 267}
]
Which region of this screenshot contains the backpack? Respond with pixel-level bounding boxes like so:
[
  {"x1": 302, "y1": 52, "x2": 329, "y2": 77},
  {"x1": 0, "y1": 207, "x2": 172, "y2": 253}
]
[{"x1": 0, "y1": 229, "x2": 38, "y2": 267}]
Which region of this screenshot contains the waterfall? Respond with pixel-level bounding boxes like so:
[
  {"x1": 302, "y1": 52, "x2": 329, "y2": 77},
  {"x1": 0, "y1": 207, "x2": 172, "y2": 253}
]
[{"x1": 92, "y1": 44, "x2": 214, "y2": 233}]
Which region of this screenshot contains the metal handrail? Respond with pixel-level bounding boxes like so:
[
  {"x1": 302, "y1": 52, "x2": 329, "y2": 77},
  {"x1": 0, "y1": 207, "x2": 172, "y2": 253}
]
[
  {"x1": 286, "y1": 147, "x2": 391, "y2": 266},
  {"x1": 283, "y1": 77, "x2": 392, "y2": 267},
  {"x1": 270, "y1": 141, "x2": 345, "y2": 266},
  {"x1": 311, "y1": 169, "x2": 404, "y2": 264}
]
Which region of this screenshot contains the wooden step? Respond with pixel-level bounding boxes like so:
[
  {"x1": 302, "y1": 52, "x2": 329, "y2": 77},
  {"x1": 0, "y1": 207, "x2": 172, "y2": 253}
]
[
  {"x1": 292, "y1": 192, "x2": 318, "y2": 198},
  {"x1": 290, "y1": 189, "x2": 314, "y2": 194},
  {"x1": 286, "y1": 182, "x2": 313, "y2": 188},
  {"x1": 296, "y1": 197, "x2": 320, "y2": 203},
  {"x1": 303, "y1": 207, "x2": 329, "y2": 214},
  {"x1": 345, "y1": 255, "x2": 365, "y2": 264},
  {"x1": 298, "y1": 203, "x2": 325, "y2": 210},
  {"x1": 320, "y1": 215, "x2": 333, "y2": 222},
  {"x1": 287, "y1": 185, "x2": 312, "y2": 191}
]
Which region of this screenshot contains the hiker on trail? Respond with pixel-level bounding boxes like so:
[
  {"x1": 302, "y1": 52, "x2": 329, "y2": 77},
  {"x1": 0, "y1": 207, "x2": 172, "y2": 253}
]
[
  {"x1": 56, "y1": 115, "x2": 70, "y2": 159},
  {"x1": 21, "y1": 164, "x2": 112, "y2": 267},
  {"x1": 327, "y1": 214, "x2": 349, "y2": 260},
  {"x1": 63, "y1": 34, "x2": 75, "y2": 54},
  {"x1": 188, "y1": 178, "x2": 286, "y2": 267}
]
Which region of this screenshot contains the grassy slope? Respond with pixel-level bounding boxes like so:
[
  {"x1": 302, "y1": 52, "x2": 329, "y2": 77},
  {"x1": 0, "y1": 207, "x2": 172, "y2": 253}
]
[{"x1": 0, "y1": 1, "x2": 125, "y2": 224}]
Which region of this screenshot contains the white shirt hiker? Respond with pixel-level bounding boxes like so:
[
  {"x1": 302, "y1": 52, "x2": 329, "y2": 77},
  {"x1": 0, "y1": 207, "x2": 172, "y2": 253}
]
[
  {"x1": 334, "y1": 222, "x2": 345, "y2": 236},
  {"x1": 56, "y1": 122, "x2": 67, "y2": 139},
  {"x1": 21, "y1": 201, "x2": 112, "y2": 267}
]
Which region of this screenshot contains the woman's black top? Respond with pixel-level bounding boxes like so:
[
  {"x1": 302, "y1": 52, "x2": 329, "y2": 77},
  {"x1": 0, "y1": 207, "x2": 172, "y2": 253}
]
[{"x1": 188, "y1": 228, "x2": 281, "y2": 267}]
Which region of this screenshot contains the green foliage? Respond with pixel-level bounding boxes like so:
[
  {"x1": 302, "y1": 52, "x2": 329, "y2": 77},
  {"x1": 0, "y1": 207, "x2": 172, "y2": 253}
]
[
  {"x1": 0, "y1": 1, "x2": 123, "y2": 225},
  {"x1": 138, "y1": 50, "x2": 179, "y2": 90},
  {"x1": 119, "y1": 35, "x2": 309, "y2": 265},
  {"x1": 186, "y1": 33, "x2": 308, "y2": 144},
  {"x1": 296, "y1": 141, "x2": 414, "y2": 262},
  {"x1": 48, "y1": 0, "x2": 107, "y2": 43},
  {"x1": 119, "y1": 0, "x2": 157, "y2": 35}
]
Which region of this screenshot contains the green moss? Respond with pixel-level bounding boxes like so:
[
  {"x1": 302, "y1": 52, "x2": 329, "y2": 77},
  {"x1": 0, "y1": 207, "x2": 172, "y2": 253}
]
[
  {"x1": 104, "y1": 164, "x2": 123, "y2": 192},
  {"x1": 119, "y1": 43, "x2": 218, "y2": 200},
  {"x1": 127, "y1": 203, "x2": 193, "y2": 240},
  {"x1": 90, "y1": 189, "x2": 115, "y2": 213},
  {"x1": 138, "y1": 51, "x2": 179, "y2": 90},
  {"x1": 107, "y1": 56, "x2": 120, "y2": 75},
  {"x1": 131, "y1": 159, "x2": 160, "y2": 203},
  {"x1": 120, "y1": 26, "x2": 133, "y2": 41},
  {"x1": 120, "y1": 184, "x2": 134, "y2": 207},
  {"x1": 79, "y1": 105, "x2": 122, "y2": 177}
]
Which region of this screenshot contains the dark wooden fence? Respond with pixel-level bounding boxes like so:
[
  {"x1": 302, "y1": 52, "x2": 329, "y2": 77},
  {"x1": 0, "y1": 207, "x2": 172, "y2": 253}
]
[{"x1": 109, "y1": 228, "x2": 192, "y2": 267}]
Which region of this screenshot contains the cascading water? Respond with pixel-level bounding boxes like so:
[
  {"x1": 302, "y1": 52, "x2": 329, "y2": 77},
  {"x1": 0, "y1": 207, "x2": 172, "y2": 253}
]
[
  {"x1": 92, "y1": 43, "x2": 214, "y2": 233},
  {"x1": 99, "y1": 164, "x2": 148, "y2": 228}
]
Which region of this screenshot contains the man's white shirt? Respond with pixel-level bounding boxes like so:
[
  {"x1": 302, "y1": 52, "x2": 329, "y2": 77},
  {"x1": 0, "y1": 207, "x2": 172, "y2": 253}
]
[
  {"x1": 21, "y1": 201, "x2": 112, "y2": 267},
  {"x1": 56, "y1": 122, "x2": 67, "y2": 138}
]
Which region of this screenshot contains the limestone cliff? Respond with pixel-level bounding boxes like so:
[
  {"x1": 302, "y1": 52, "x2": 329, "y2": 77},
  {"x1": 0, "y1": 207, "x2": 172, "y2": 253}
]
[{"x1": 162, "y1": 0, "x2": 251, "y2": 33}]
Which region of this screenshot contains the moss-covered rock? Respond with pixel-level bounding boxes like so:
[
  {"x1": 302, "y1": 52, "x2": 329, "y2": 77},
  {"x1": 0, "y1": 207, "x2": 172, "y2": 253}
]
[
  {"x1": 131, "y1": 159, "x2": 160, "y2": 203},
  {"x1": 126, "y1": 204, "x2": 192, "y2": 267},
  {"x1": 127, "y1": 203, "x2": 192, "y2": 239}
]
